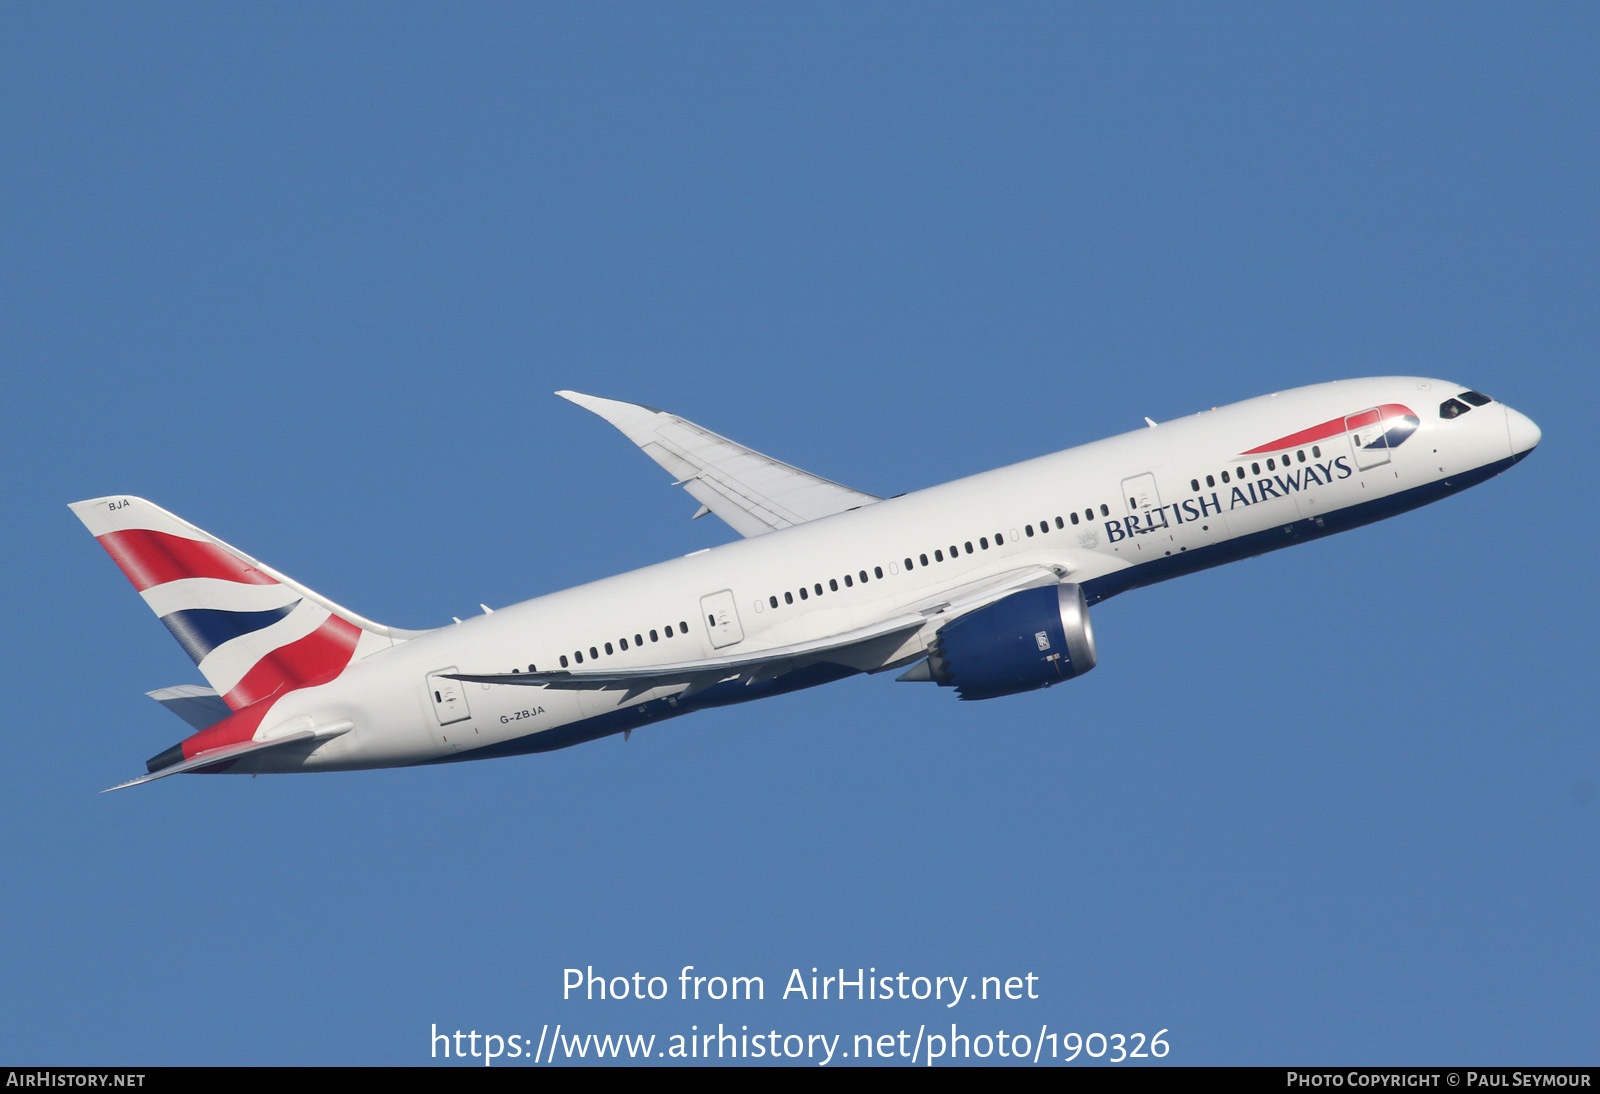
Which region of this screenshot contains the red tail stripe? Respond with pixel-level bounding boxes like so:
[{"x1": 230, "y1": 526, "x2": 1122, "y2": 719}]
[
  {"x1": 97, "y1": 529, "x2": 276, "y2": 592},
  {"x1": 221, "y1": 615, "x2": 362, "y2": 711},
  {"x1": 181, "y1": 698, "x2": 276, "y2": 761}
]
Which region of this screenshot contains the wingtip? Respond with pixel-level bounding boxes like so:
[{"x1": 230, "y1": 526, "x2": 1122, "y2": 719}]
[
  {"x1": 556, "y1": 391, "x2": 666, "y2": 417},
  {"x1": 555, "y1": 390, "x2": 609, "y2": 411}
]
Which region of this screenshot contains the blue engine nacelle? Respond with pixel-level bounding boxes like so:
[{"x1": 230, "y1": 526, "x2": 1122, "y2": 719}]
[{"x1": 923, "y1": 584, "x2": 1097, "y2": 700}]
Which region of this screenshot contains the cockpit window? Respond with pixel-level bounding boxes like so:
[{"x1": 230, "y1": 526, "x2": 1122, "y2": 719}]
[
  {"x1": 1439, "y1": 398, "x2": 1470, "y2": 419},
  {"x1": 1460, "y1": 390, "x2": 1492, "y2": 407}
]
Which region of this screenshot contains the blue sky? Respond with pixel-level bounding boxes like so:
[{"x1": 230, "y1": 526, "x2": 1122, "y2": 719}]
[{"x1": 2, "y1": 4, "x2": 1594, "y2": 1066}]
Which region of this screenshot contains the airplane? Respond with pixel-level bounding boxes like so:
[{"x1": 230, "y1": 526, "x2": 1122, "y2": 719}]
[{"x1": 72, "y1": 378, "x2": 1540, "y2": 790}]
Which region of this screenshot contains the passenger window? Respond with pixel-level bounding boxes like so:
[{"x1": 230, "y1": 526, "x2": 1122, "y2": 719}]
[
  {"x1": 1251, "y1": 462, "x2": 1260, "y2": 475},
  {"x1": 799, "y1": 587, "x2": 808, "y2": 600},
  {"x1": 1025, "y1": 525, "x2": 1034, "y2": 537},
  {"x1": 814, "y1": 583, "x2": 823, "y2": 596},
  {"x1": 650, "y1": 629, "x2": 659, "y2": 642},
  {"x1": 560, "y1": 655, "x2": 569, "y2": 668},
  {"x1": 1206, "y1": 475, "x2": 1215, "y2": 487},
  {"x1": 980, "y1": 537, "x2": 989, "y2": 549},
  {"x1": 1099, "y1": 504, "x2": 1109, "y2": 517},
  {"x1": 994, "y1": 533, "x2": 1004, "y2": 545},
  {"x1": 1070, "y1": 512, "x2": 1079, "y2": 525},
  {"x1": 1039, "y1": 521, "x2": 1049, "y2": 534},
  {"x1": 859, "y1": 570, "x2": 869, "y2": 583},
  {"x1": 620, "y1": 638, "x2": 629, "y2": 651},
  {"x1": 1267, "y1": 458, "x2": 1275, "y2": 471},
  {"x1": 574, "y1": 651, "x2": 583, "y2": 664},
  {"x1": 1055, "y1": 516, "x2": 1064, "y2": 529},
  {"x1": 874, "y1": 566, "x2": 883, "y2": 578},
  {"x1": 784, "y1": 592, "x2": 793, "y2": 604},
  {"x1": 1191, "y1": 479, "x2": 1199, "y2": 491},
  {"x1": 831, "y1": 578, "x2": 840, "y2": 591},
  {"x1": 918, "y1": 554, "x2": 928, "y2": 567},
  {"x1": 1310, "y1": 447, "x2": 1320, "y2": 459},
  {"x1": 1221, "y1": 471, "x2": 1229, "y2": 484},
  {"x1": 604, "y1": 642, "x2": 613, "y2": 655},
  {"x1": 769, "y1": 596, "x2": 778, "y2": 609},
  {"x1": 935, "y1": 549, "x2": 944, "y2": 562},
  {"x1": 965, "y1": 541, "x2": 974, "y2": 553},
  {"x1": 589, "y1": 646, "x2": 598, "y2": 659},
  {"x1": 844, "y1": 574, "x2": 853, "y2": 587},
  {"x1": 1297, "y1": 450, "x2": 1306, "y2": 463},
  {"x1": 635, "y1": 634, "x2": 643, "y2": 646},
  {"x1": 679, "y1": 621, "x2": 688, "y2": 633},
  {"x1": 1086, "y1": 510, "x2": 1095, "y2": 522}
]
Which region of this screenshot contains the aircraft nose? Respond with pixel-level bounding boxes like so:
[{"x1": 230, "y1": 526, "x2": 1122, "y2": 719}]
[{"x1": 1505, "y1": 405, "x2": 1541, "y2": 460}]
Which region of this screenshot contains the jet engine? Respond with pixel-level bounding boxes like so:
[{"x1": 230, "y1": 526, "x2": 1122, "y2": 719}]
[{"x1": 908, "y1": 583, "x2": 1097, "y2": 700}]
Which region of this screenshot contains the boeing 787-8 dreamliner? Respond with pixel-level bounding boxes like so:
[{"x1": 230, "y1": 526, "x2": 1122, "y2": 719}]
[{"x1": 72, "y1": 378, "x2": 1539, "y2": 790}]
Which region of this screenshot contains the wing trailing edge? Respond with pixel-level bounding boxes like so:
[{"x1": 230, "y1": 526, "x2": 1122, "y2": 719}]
[{"x1": 448, "y1": 564, "x2": 1086, "y2": 698}]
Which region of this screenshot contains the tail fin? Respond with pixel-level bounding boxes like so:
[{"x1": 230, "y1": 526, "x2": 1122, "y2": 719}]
[{"x1": 70, "y1": 496, "x2": 428, "y2": 712}]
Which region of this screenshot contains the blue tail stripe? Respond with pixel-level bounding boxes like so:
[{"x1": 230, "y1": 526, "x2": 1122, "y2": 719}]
[{"x1": 158, "y1": 600, "x2": 303, "y2": 664}]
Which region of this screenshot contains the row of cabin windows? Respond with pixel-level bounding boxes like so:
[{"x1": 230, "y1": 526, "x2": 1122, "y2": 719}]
[
  {"x1": 555, "y1": 620, "x2": 691, "y2": 669},
  {"x1": 1190, "y1": 446, "x2": 1322, "y2": 492},
  {"x1": 762, "y1": 503, "x2": 1115, "y2": 611},
  {"x1": 770, "y1": 565, "x2": 883, "y2": 608}
]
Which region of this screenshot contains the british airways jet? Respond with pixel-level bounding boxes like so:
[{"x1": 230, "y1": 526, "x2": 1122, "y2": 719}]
[{"x1": 73, "y1": 378, "x2": 1539, "y2": 790}]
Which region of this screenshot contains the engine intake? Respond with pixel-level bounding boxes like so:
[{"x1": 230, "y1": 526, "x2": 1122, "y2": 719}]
[{"x1": 921, "y1": 583, "x2": 1097, "y2": 700}]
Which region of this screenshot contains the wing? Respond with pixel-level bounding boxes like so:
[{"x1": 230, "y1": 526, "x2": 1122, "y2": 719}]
[
  {"x1": 556, "y1": 390, "x2": 882, "y2": 537},
  {"x1": 448, "y1": 564, "x2": 1072, "y2": 699}
]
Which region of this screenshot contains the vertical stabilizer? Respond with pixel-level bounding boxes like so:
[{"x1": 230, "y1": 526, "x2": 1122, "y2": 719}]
[{"x1": 71, "y1": 496, "x2": 429, "y2": 711}]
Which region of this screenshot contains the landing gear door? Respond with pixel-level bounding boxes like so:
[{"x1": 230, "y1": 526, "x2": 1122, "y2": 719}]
[
  {"x1": 1346, "y1": 408, "x2": 1392, "y2": 470},
  {"x1": 700, "y1": 590, "x2": 744, "y2": 649},
  {"x1": 427, "y1": 668, "x2": 472, "y2": 726}
]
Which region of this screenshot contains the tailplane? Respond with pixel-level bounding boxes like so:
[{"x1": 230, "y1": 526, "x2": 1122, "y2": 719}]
[{"x1": 71, "y1": 496, "x2": 428, "y2": 712}]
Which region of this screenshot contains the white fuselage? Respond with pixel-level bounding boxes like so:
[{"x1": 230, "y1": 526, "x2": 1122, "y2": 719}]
[{"x1": 243, "y1": 377, "x2": 1538, "y2": 773}]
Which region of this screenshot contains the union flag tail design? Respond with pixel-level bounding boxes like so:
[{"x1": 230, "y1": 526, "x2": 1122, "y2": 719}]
[{"x1": 70, "y1": 496, "x2": 425, "y2": 711}]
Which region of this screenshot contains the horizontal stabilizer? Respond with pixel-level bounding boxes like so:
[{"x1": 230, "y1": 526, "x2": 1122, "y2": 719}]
[
  {"x1": 556, "y1": 391, "x2": 881, "y2": 537},
  {"x1": 147, "y1": 685, "x2": 232, "y2": 731},
  {"x1": 104, "y1": 721, "x2": 353, "y2": 792}
]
